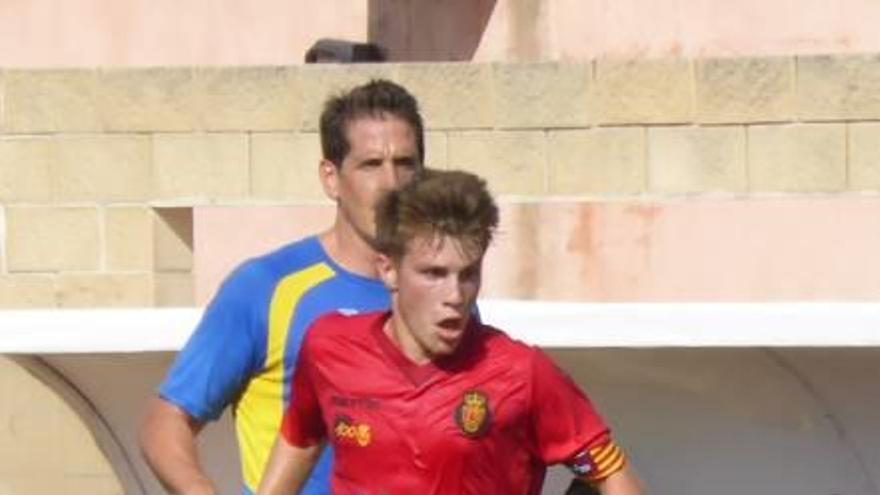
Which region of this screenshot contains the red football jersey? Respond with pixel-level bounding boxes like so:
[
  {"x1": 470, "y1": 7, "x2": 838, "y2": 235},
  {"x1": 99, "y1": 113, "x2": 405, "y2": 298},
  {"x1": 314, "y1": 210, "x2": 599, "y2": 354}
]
[{"x1": 282, "y1": 311, "x2": 612, "y2": 495}]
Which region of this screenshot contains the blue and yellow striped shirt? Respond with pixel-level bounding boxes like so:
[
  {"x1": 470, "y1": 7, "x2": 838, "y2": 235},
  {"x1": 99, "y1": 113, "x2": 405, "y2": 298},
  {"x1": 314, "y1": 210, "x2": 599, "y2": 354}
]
[{"x1": 159, "y1": 236, "x2": 390, "y2": 494}]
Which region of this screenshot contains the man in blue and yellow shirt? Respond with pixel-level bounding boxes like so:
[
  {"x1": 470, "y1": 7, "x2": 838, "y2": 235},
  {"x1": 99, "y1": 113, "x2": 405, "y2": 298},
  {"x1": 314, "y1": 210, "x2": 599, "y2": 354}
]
[{"x1": 139, "y1": 79, "x2": 426, "y2": 495}]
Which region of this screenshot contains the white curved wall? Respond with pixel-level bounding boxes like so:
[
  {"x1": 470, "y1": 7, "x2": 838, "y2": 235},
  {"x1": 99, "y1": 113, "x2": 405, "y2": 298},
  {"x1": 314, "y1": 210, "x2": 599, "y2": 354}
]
[{"x1": 11, "y1": 348, "x2": 880, "y2": 495}]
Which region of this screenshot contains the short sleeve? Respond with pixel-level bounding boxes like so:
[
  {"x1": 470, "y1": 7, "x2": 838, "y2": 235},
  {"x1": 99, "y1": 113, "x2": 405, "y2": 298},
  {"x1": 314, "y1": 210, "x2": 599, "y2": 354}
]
[
  {"x1": 280, "y1": 334, "x2": 326, "y2": 447},
  {"x1": 158, "y1": 263, "x2": 265, "y2": 421},
  {"x1": 528, "y1": 348, "x2": 610, "y2": 465}
]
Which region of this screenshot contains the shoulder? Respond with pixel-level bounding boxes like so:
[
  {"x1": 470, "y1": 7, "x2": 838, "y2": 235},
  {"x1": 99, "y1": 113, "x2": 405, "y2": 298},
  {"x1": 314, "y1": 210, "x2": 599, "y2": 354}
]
[
  {"x1": 247, "y1": 236, "x2": 329, "y2": 278},
  {"x1": 476, "y1": 323, "x2": 536, "y2": 359},
  {"x1": 217, "y1": 236, "x2": 330, "y2": 297},
  {"x1": 475, "y1": 323, "x2": 572, "y2": 381},
  {"x1": 465, "y1": 323, "x2": 541, "y2": 379},
  {"x1": 304, "y1": 311, "x2": 383, "y2": 351}
]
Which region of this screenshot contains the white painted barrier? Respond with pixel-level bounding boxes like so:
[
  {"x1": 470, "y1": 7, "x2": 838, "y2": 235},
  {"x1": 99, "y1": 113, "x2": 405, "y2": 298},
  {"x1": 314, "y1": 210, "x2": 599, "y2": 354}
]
[{"x1": 3, "y1": 301, "x2": 880, "y2": 354}]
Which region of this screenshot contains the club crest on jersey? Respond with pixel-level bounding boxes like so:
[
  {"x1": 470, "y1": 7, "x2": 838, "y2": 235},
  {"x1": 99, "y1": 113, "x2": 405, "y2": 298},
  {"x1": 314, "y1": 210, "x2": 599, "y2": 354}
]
[{"x1": 454, "y1": 390, "x2": 491, "y2": 437}]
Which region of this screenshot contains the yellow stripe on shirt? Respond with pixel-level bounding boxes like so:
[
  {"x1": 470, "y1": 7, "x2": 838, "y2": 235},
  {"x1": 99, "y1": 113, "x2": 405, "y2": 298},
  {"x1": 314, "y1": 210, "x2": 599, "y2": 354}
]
[{"x1": 236, "y1": 263, "x2": 335, "y2": 491}]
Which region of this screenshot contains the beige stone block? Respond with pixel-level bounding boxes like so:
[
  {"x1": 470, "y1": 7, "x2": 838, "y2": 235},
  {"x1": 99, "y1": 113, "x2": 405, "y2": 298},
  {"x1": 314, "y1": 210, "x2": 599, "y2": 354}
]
[
  {"x1": 547, "y1": 128, "x2": 646, "y2": 195},
  {"x1": 0, "y1": 475, "x2": 122, "y2": 494},
  {"x1": 595, "y1": 58, "x2": 694, "y2": 125},
  {"x1": 67, "y1": 476, "x2": 125, "y2": 494},
  {"x1": 97, "y1": 67, "x2": 200, "y2": 132},
  {"x1": 0, "y1": 377, "x2": 63, "y2": 476},
  {"x1": 0, "y1": 441, "x2": 61, "y2": 478},
  {"x1": 152, "y1": 134, "x2": 249, "y2": 200},
  {"x1": 493, "y1": 62, "x2": 592, "y2": 128},
  {"x1": 297, "y1": 64, "x2": 399, "y2": 131},
  {"x1": 3, "y1": 69, "x2": 103, "y2": 133},
  {"x1": 798, "y1": 54, "x2": 880, "y2": 120},
  {"x1": 53, "y1": 135, "x2": 151, "y2": 202},
  {"x1": 56, "y1": 412, "x2": 117, "y2": 476},
  {"x1": 397, "y1": 63, "x2": 494, "y2": 129},
  {"x1": 196, "y1": 66, "x2": 301, "y2": 131},
  {"x1": 748, "y1": 124, "x2": 846, "y2": 192},
  {"x1": 648, "y1": 126, "x2": 747, "y2": 193},
  {"x1": 849, "y1": 123, "x2": 880, "y2": 190},
  {"x1": 155, "y1": 272, "x2": 195, "y2": 307},
  {"x1": 0, "y1": 359, "x2": 117, "y2": 486},
  {"x1": 0, "y1": 358, "x2": 24, "y2": 397},
  {"x1": 425, "y1": 131, "x2": 448, "y2": 169},
  {"x1": 106, "y1": 207, "x2": 154, "y2": 271},
  {"x1": 0, "y1": 275, "x2": 57, "y2": 308},
  {"x1": 696, "y1": 56, "x2": 795, "y2": 124},
  {"x1": 0, "y1": 358, "x2": 57, "y2": 403},
  {"x1": 448, "y1": 131, "x2": 545, "y2": 196},
  {"x1": 250, "y1": 133, "x2": 324, "y2": 200},
  {"x1": 0, "y1": 137, "x2": 52, "y2": 202},
  {"x1": 56, "y1": 273, "x2": 153, "y2": 307},
  {"x1": 6, "y1": 207, "x2": 100, "y2": 271},
  {"x1": 154, "y1": 208, "x2": 193, "y2": 271},
  {"x1": 0, "y1": 357, "x2": 25, "y2": 409}
]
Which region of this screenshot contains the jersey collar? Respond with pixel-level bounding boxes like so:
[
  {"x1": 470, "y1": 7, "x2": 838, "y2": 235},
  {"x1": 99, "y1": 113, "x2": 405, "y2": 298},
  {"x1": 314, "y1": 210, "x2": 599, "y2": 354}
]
[{"x1": 370, "y1": 311, "x2": 480, "y2": 387}]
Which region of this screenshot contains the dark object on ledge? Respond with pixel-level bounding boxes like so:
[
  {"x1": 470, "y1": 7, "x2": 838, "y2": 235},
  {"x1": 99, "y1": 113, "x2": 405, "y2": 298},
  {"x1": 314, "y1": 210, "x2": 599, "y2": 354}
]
[{"x1": 304, "y1": 39, "x2": 386, "y2": 63}]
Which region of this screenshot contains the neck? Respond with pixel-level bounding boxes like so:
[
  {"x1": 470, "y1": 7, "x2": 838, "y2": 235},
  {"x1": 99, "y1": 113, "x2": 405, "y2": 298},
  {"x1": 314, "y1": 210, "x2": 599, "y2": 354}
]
[
  {"x1": 319, "y1": 221, "x2": 380, "y2": 278},
  {"x1": 384, "y1": 313, "x2": 431, "y2": 366}
]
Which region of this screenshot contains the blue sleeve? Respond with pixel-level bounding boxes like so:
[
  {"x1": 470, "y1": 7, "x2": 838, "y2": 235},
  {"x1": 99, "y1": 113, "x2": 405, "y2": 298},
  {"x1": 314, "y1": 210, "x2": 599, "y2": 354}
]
[{"x1": 159, "y1": 262, "x2": 267, "y2": 422}]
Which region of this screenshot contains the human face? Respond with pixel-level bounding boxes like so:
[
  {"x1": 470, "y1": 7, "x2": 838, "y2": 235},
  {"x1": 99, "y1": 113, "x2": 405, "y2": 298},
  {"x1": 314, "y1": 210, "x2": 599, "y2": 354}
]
[
  {"x1": 379, "y1": 234, "x2": 483, "y2": 365},
  {"x1": 321, "y1": 115, "x2": 420, "y2": 246}
]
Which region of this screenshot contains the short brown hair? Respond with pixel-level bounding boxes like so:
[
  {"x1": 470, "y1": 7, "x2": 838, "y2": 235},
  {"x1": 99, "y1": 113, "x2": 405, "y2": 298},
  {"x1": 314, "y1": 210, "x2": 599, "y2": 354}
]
[
  {"x1": 375, "y1": 169, "x2": 499, "y2": 260},
  {"x1": 320, "y1": 79, "x2": 425, "y2": 167}
]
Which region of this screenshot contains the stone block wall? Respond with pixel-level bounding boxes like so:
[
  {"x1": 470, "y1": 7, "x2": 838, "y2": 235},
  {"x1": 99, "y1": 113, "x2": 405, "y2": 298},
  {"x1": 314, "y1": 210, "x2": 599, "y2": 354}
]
[
  {"x1": 2, "y1": 55, "x2": 880, "y2": 493},
  {"x1": 2, "y1": 56, "x2": 879, "y2": 310}
]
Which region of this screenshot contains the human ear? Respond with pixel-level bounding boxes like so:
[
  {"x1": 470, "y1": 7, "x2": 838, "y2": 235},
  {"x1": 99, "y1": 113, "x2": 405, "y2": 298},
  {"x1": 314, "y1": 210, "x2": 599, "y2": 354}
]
[
  {"x1": 376, "y1": 254, "x2": 398, "y2": 291},
  {"x1": 319, "y1": 159, "x2": 339, "y2": 200}
]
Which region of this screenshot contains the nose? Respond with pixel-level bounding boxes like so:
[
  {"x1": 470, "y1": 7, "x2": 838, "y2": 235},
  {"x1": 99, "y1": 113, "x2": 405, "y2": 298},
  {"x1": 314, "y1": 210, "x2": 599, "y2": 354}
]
[
  {"x1": 444, "y1": 278, "x2": 466, "y2": 308},
  {"x1": 379, "y1": 159, "x2": 402, "y2": 189}
]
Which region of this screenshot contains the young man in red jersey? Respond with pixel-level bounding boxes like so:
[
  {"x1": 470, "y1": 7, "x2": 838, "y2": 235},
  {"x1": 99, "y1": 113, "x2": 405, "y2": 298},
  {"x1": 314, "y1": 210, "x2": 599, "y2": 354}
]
[{"x1": 258, "y1": 169, "x2": 644, "y2": 495}]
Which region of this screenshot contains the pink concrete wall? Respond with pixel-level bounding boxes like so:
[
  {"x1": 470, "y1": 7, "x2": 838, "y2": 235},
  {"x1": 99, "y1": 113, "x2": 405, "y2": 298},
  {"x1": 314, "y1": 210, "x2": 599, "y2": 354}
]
[
  {"x1": 484, "y1": 199, "x2": 880, "y2": 301},
  {"x1": 0, "y1": 0, "x2": 366, "y2": 67},
  {"x1": 193, "y1": 206, "x2": 334, "y2": 304},
  {"x1": 386, "y1": 0, "x2": 880, "y2": 61},
  {"x1": 193, "y1": 199, "x2": 880, "y2": 305},
  {"x1": 3, "y1": 0, "x2": 880, "y2": 67},
  {"x1": 540, "y1": 0, "x2": 880, "y2": 59}
]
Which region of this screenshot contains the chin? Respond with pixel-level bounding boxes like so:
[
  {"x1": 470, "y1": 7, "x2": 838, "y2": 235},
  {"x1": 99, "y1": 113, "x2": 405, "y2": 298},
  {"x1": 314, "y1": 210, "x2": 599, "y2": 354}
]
[{"x1": 434, "y1": 341, "x2": 460, "y2": 357}]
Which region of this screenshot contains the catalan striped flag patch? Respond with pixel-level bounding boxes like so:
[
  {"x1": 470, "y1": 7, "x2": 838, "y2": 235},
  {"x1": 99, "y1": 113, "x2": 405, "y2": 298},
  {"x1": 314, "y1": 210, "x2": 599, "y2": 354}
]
[{"x1": 569, "y1": 440, "x2": 627, "y2": 483}]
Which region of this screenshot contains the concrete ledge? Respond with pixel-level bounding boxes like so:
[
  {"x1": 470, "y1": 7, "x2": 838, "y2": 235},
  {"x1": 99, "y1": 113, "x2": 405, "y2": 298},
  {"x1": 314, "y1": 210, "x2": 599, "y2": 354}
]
[{"x1": 2, "y1": 302, "x2": 880, "y2": 354}]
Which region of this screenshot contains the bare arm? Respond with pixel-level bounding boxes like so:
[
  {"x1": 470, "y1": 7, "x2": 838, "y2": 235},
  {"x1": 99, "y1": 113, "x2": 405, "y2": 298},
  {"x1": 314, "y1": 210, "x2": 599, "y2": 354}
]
[
  {"x1": 595, "y1": 464, "x2": 645, "y2": 495},
  {"x1": 256, "y1": 437, "x2": 322, "y2": 495},
  {"x1": 139, "y1": 397, "x2": 215, "y2": 495}
]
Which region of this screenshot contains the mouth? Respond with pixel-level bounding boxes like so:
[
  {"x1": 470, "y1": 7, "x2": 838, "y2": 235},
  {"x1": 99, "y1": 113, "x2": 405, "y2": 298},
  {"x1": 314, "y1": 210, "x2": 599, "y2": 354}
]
[
  {"x1": 436, "y1": 317, "x2": 467, "y2": 342},
  {"x1": 438, "y1": 316, "x2": 464, "y2": 329}
]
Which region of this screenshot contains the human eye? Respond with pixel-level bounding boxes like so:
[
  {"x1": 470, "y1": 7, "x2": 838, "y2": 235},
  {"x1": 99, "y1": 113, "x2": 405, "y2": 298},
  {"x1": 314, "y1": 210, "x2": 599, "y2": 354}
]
[
  {"x1": 421, "y1": 266, "x2": 447, "y2": 279},
  {"x1": 394, "y1": 157, "x2": 418, "y2": 169},
  {"x1": 460, "y1": 264, "x2": 482, "y2": 283},
  {"x1": 360, "y1": 158, "x2": 383, "y2": 169}
]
